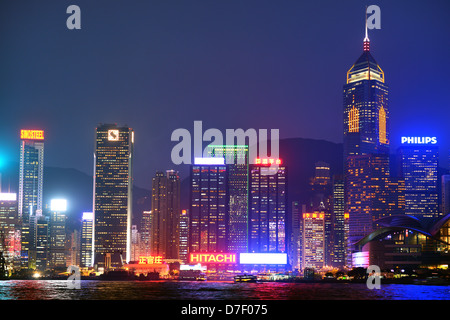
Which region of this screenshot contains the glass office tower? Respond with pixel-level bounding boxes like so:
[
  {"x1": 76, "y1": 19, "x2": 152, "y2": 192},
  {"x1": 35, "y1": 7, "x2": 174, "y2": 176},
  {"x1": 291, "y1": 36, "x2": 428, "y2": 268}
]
[
  {"x1": 248, "y1": 160, "x2": 286, "y2": 253},
  {"x1": 80, "y1": 212, "x2": 93, "y2": 268},
  {"x1": 332, "y1": 175, "x2": 347, "y2": 268},
  {"x1": 343, "y1": 23, "x2": 393, "y2": 252},
  {"x1": 398, "y1": 144, "x2": 439, "y2": 218},
  {"x1": 206, "y1": 145, "x2": 249, "y2": 254},
  {"x1": 151, "y1": 170, "x2": 180, "y2": 259},
  {"x1": 93, "y1": 124, "x2": 134, "y2": 270},
  {"x1": 189, "y1": 158, "x2": 228, "y2": 253},
  {"x1": 302, "y1": 212, "x2": 325, "y2": 271},
  {"x1": 0, "y1": 193, "x2": 20, "y2": 267},
  {"x1": 18, "y1": 130, "x2": 44, "y2": 221},
  {"x1": 18, "y1": 130, "x2": 45, "y2": 268}
]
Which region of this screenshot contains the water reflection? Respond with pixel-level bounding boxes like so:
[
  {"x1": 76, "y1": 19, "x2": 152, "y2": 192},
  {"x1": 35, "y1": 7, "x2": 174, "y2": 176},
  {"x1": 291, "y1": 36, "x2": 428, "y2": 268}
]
[{"x1": 0, "y1": 280, "x2": 448, "y2": 300}]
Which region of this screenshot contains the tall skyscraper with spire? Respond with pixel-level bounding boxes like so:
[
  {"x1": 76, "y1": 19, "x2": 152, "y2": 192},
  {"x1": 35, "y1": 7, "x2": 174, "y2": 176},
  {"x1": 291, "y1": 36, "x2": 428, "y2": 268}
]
[
  {"x1": 344, "y1": 13, "x2": 399, "y2": 258},
  {"x1": 343, "y1": 19, "x2": 389, "y2": 158}
]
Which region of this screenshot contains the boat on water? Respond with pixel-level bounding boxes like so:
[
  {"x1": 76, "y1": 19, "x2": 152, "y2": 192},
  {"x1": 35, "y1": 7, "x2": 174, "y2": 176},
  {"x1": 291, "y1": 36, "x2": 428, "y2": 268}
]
[
  {"x1": 234, "y1": 274, "x2": 257, "y2": 283},
  {"x1": 196, "y1": 274, "x2": 207, "y2": 281},
  {"x1": 413, "y1": 276, "x2": 449, "y2": 286}
]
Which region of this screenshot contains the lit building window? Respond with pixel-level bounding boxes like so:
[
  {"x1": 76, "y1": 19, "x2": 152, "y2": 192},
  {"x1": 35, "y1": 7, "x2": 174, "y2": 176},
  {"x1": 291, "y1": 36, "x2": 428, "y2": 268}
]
[
  {"x1": 379, "y1": 106, "x2": 387, "y2": 144},
  {"x1": 349, "y1": 106, "x2": 359, "y2": 133}
]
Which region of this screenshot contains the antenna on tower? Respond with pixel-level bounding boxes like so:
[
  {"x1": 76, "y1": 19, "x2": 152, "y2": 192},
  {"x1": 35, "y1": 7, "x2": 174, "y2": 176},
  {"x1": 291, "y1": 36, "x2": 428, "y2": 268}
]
[{"x1": 363, "y1": 6, "x2": 370, "y2": 51}]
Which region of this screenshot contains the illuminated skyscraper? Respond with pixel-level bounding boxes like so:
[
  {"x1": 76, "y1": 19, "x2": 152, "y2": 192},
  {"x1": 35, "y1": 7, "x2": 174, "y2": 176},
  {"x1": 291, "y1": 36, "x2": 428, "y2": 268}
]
[
  {"x1": 35, "y1": 215, "x2": 49, "y2": 272},
  {"x1": 332, "y1": 176, "x2": 347, "y2": 268},
  {"x1": 398, "y1": 143, "x2": 439, "y2": 218},
  {"x1": 93, "y1": 124, "x2": 134, "y2": 270},
  {"x1": 308, "y1": 161, "x2": 333, "y2": 266},
  {"x1": 49, "y1": 199, "x2": 67, "y2": 270},
  {"x1": 302, "y1": 212, "x2": 325, "y2": 271},
  {"x1": 151, "y1": 170, "x2": 180, "y2": 259},
  {"x1": 189, "y1": 158, "x2": 228, "y2": 253},
  {"x1": 248, "y1": 158, "x2": 286, "y2": 253},
  {"x1": 18, "y1": 129, "x2": 44, "y2": 220},
  {"x1": 140, "y1": 210, "x2": 152, "y2": 257},
  {"x1": 67, "y1": 229, "x2": 80, "y2": 269},
  {"x1": 179, "y1": 209, "x2": 189, "y2": 263},
  {"x1": 130, "y1": 225, "x2": 140, "y2": 261},
  {"x1": 343, "y1": 28, "x2": 389, "y2": 158},
  {"x1": 442, "y1": 175, "x2": 450, "y2": 216},
  {"x1": 0, "y1": 193, "x2": 20, "y2": 266},
  {"x1": 289, "y1": 201, "x2": 302, "y2": 270},
  {"x1": 80, "y1": 212, "x2": 93, "y2": 268},
  {"x1": 18, "y1": 129, "x2": 45, "y2": 268},
  {"x1": 344, "y1": 17, "x2": 394, "y2": 254},
  {"x1": 207, "y1": 145, "x2": 249, "y2": 253}
]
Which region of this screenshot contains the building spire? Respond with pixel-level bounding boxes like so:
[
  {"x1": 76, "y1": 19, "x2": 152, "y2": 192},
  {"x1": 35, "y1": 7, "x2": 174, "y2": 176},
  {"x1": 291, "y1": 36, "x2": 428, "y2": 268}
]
[{"x1": 363, "y1": 6, "x2": 370, "y2": 51}]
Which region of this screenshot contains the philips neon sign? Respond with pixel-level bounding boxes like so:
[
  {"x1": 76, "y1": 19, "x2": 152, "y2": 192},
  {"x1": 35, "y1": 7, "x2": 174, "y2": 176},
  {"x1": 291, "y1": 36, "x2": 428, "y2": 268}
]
[
  {"x1": 189, "y1": 253, "x2": 236, "y2": 264},
  {"x1": 401, "y1": 137, "x2": 437, "y2": 145}
]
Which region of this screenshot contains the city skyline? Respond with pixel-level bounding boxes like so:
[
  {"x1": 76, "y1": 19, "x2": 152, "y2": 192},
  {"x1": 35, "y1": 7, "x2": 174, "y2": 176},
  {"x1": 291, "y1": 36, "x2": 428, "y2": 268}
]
[
  {"x1": 0, "y1": 1, "x2": 449, "y2": 305},
  {"x1": 1, "y1": 1, "x2": 450, "y2": 189}
]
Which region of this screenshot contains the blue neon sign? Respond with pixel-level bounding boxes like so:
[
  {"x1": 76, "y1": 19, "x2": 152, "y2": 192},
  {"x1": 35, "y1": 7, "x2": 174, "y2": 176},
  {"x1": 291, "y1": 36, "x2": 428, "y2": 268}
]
[{"x1": 401, "y1": 136, "x2": 437, "y2": 145}]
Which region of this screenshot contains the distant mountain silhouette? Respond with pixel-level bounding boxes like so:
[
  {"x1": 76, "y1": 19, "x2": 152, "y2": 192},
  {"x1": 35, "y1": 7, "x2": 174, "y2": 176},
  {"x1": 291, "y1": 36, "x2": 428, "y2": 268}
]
[
  {"x1": 0, "y1": 137, "x2": 344, "y2": 231},
  {"x1": 279, "y1": 137, "x2": 343, "y2": 203},
  {"x1": 0, "y1": 162, "x2": 151, "y2": 231},
  {"x1": 179, "y1": 137, "x2": 344, "y2": 209}
]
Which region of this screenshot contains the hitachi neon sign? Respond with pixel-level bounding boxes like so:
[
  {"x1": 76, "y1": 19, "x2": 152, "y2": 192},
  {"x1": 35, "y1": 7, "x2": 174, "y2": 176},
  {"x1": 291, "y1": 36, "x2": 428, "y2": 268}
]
[
  {"x1": 401, "y1": 137, "x2": 437, "y2": 145},
  {"x1": 189, "y1": 253, "x2": 236, "y2": 264},
  {"x1": 138, "y1": 256, "x2": 163, "y2": 264},
  {"x1": 20, "y1": 130, "x2": 44, "y2": 140}
]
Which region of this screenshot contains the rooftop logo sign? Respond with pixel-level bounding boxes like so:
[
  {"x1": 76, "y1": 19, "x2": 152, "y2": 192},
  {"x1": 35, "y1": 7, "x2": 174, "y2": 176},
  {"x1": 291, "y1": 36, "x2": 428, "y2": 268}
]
[{"x1": 401, "y1": 137, "x2": 437, "y2": 145}]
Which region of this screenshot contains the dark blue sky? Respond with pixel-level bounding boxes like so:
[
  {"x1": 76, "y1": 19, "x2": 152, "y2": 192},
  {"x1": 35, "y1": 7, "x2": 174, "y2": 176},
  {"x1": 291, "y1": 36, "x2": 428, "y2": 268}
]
[{"x1": 1, "y1": 0, "x2": 449, "y2": 188}]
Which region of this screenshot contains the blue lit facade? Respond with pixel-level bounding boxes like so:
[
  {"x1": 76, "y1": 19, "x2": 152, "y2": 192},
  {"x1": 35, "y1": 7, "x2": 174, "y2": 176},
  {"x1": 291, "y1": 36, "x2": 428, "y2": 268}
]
[
  {"x1": 398, "y1": 144, "x2": 439, "y2": 218},
  {"x1": 248, "y1": 163, "x2": 287, "y2": 253},
  {"x1": 189, "y1": 163, "x2": 228, "y2": 253},
  {"x1": 206, "y1": 145, "x2": 249, "y2": 254}
]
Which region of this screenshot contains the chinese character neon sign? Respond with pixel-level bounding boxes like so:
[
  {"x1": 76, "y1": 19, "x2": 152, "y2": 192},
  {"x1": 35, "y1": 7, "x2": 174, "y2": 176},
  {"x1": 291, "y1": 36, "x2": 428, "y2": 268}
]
[
  {"x1": 254, "y1": 158, "x2": 282, "y2": 165},
  {"x1": 138, "y1": 256, "x2": 163, "y2": 264},
  {"x1": 303, "y1": 213, "x2": 324, "y2": 219}
]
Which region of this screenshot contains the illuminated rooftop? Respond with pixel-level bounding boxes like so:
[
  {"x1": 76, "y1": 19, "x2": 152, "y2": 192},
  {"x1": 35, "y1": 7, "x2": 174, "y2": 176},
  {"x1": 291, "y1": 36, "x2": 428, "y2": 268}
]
[
  {"x1": 346, "y1": 13, "x2": 385, "y2": 85},
  {"x1": 347, "y1": 51, "x2": 385, "y2": 84}
]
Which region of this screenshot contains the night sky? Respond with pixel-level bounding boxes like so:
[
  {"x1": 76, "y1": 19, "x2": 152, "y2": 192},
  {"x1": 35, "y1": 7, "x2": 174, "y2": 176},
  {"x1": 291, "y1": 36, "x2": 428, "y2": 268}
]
[{"x1": 1, "y1": 0, "x2": 449, "y2": 189}]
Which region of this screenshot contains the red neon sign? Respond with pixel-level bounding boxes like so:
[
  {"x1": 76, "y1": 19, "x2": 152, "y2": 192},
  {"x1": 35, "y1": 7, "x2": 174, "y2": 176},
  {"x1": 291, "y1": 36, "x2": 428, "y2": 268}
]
[
  {"x1": 138, "y1": 256, "x2": 163, "y2": 264},
  {"x1": 303, "y1": 213, "x2": 324, "y2": 219},
  {"x1": 255, "y1": 158, "x2": 282, "y2": 165},
  {"x1": 189, "y1": 253, "x2": 236, "y2": 264},
  {"x1": 20, "y1": 130, "x2": 44, "y2": 140}
]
